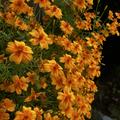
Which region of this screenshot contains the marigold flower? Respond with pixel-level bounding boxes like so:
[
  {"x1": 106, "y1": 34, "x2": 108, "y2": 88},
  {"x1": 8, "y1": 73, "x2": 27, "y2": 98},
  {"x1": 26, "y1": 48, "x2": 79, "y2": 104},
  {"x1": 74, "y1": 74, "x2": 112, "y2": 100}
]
[
  {"x1": 60, "y1": 54, "x2": 75, "y2": 69},
  {"x1": 26, "y1": 71, "x2": 36, "y2": 85},
  {"x1": 6, "y1": 40, "x2": 33, "y2": 64},
  {"x1": 69, "y1": 109, "x2": 81, "y2": 120},
  {"x1": 71, "y1": 41, "x2": 82, "y2": 54},
  {"x1": 10, "y1": 0, "x2": 33, "y2": 15},
  {"x1": 10, "y1": 0, "x2": 26, "y2": 14},
  {"x1": 0, "y1": 81, "x2": 8, "y2": 91},
  {"x1": 3, "y1": 11, "x2": 16, "y2": 25},
  {"x1": 51, "y1": 73, "x2": 65, "y2": 90},
  {"x1": 42, "y1": 60, "x2": 63, "y2": 76},
  {"x1": 0, "y1": 12, "x2": 3, "y2": 17},
  {"x1": 86, "y1": 0, "x2": 93, "y2": 5},
  {"x1": 44, "y1": 113, "x2": 52, "y2": 120},
  {"x1": 61, "y1": 106, "x2": 73, "y2": 118},
  {"x1": 39, "y1": 77, "x2": 48, "y2": 89},
  {"x1": 108, "y1": 10, "x2": 114, "y2": 20},
  {"x1": 57, "y1": 36, "x2": 72, "y2": 51},
  {"x1": 63, "y1": 73, "x2": 77, "y2": 90},
  {"x1": 34, "y1": 0, "x2": 51, "y2": 8},
  {"x1": 45, "y1": 5, "x2": 62, "y2": 19},
  {"x1": 24, "y1": 88, "x2": 41, "y2": 102},
  {"x1": 74, "y1": 0, "x2": 86, "y2": 10},
  {"x1": 11, "y1": 75, "x2": 28, "y2": 94},
  {"x1": 75, "y1": 95, "x2": 91, "y2": 115},
  {"x1": 75, "y1": 20, "x2": 85, "y2": 30},
  {"x1": 107, "y1": 20, "x2": 119, "y2": 36},
  {"x1": 14, "y1": 106, "x2": 36, "y2": 120},
  {"x1": 0, "y1": 54, "x2": 6, "y2": 63},
  {"x1": 0, "y1": 108, "x2": 10, "y2": 120},
  {"x1": 15, "y1": 18, "x2": 28, "y2": 31},
  {"x1": 1, "y1": 98, "x2": 16, "y2": 112},
  {"x1": 84, "y1": 12, "x2": 95, "y2": 21},
  {"x1": 86, "y1": 93, "x2": 94, "y2": 104},
  {"x1": 60, "y1": 20, "x2": 73, "y2": 35},
  {"x1": 86, "y1": 37, "x2": 98, "y2": 48},
  {"x1": 29, "y1": 27, "x2": 52, "y2": 49},
  {"x1": 75, "y1": 74, "x2": 85, "y2": 89},
  {"x1": 44, "y1": 113, "x2": 60, "y2": 120},
  {"x1": 115, "y1": 12, "x2": 120, "y2": 19},
  {"x1": 87, "y1": 80, "x2": 98, "y2": 92},
  {"x1": 57, "y1": 87, "x2": 75, "y2": 109},
  {"x1": 34, "y1": 107, "x2": 43, "y2": 120}
]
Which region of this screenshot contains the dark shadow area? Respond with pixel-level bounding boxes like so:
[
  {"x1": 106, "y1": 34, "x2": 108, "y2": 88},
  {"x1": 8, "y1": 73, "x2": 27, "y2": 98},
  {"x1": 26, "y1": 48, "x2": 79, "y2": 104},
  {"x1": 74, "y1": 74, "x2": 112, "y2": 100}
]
[
  {"x1": 92, "y1": 36, "x2": 120, "y2": 120},
  {"x1": 91, "y1": 0, "x2": 120, "y2": 119}
]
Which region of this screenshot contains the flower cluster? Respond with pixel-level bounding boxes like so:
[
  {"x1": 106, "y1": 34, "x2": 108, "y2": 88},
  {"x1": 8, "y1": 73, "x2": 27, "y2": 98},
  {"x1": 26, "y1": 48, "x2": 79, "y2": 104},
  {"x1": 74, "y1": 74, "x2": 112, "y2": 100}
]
[{"x1": 0, "y1": 0, "x2": 119, "y2": 120}]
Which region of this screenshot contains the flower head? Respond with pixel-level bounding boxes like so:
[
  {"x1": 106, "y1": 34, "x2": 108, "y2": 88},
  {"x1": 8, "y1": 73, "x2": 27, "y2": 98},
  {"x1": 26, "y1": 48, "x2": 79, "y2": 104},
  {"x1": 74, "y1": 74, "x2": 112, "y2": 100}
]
[
  {"x1": 60, "y1": 21, "x2": 73, "y2": 35},
  {"x1": 1, "y1": 98, "x2": 15, "y2": 112},
  {"x1": 29, "y1": 27, "x2": 52, "y2": 49},
  {"x1": 0, "y1": 108, "x2": 9, "y2": 120},
  {"x1": 14, "y1": 106, "x2": 36, "y2": 120},
  {"x1": 57, "y1": 87, "x2": 75, "y2": 109},
  {"x1": 45, "y1": 5, "x2": 62, "y2": 19},
  {"x1": 34, "y1": 107, "x2": 43, "y2": 120},
  {"x1": 11, "y1": 75, "x2": 28, "y2": 94},
  {"x1": 6, "y1": 40, "x2": 33, "y2": 64},
  {"x1": 24, "y1": 88, "x2": 41, "y2": 102},
  {"x1": 74, "y1": 0, "x2": 86, "y2": 10},
  {"x1": 0, "y1": 54, "x2": 6, "y2": 63}
]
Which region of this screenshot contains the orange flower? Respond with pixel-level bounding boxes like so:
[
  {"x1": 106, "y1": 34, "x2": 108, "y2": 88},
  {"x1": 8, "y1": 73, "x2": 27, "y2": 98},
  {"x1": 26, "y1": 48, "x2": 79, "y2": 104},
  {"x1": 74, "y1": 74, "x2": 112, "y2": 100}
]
[
  {"x1": 34, "y1": 0, "x2": 51, "y2": 8},
  {"x1": 75, "y1": 20, "x2": 84, "y2": 30},
  {"x1": 108, "y1": 10, "x2": 114, "y2": 20},
  {"x1": 70, "y1": 109, "x2": 81, "y2": 120},
  {"x1": 75, "y1": 95, "x2": 90, "y2": 115},
  {"x1": 115, "y1": 12, "x2": 120, "y2": 19},
  {"x1": 0, "y1": 11, "x2": 3, "y2": 17},
  {"x1": 3, "y1": 11, "x2": 16, "y2": 25},
  {"x1": 11, "y1": 75, "x2": 28, "y2": 94},
  {"x1": 0, "y1": 108, "x2": 9, "y2": 120},
  {"x1": 24, "y1": 88, "x2": 41, "y2": 102},
  {"x1": 75, "y1": 74, "x2": 85, "y2": 89},
  {"x1": 39, "y1": 77, "x2": 48, "y2": 89},
  {"x1": 60, "y1": 21, "x2": 73, "y2": 35},
  {"x1": 6, "y1": 40, "x2": 33, "y2": 64},
  {"x1": 29, "y1": 27, "x2": 52, "y2": 49},
  {"x1": 86, "y1": 0, "x2": 93, "y2": 5},
  {"x1": 14, "y1": 106, "x2": 36, "y2": 120},
  {"x1": 71, "y1": 41, "x2": 82, "y2": 54},
  {"x1": 45, "y1": 5, "x2": 62, "y2": 19},
  {"x1": 86, "y1": 93, "x2": 94, "y2": 104},
  {"x1": 42, "y1": 60, "x2": 63, "y2": 76},
  {"x1": 44, "y1": 113, "x2": 60, "y2": 120},
  {"x1": 86, "y1": 37, "x2": 98, "y2": 48},
  {"x1": 60, "y1": 54, "x2": 75, "y2": 69},
  {"x1": 51, "y1": 73, "x2": 65, "y2": 90},
  {"x1": 10, "y1": 0, "x2": 33, "y2": 15},
  {"x1": 86, "y1": 79, "x2": 97, "y2": 92},
  {"x1": 26, "y1": 71, "x2": 36, "y2": 85},
  {"x1": 107, "y1": 20, "x2": 119, "y2": 36},
  {"x1": 0, "y1": 54, "x2": 6, "y2": 63},
  {"x1": 10, "y1": 0, "x2": 26, "y2": 14},
  {"x1": 74, "y1": 0, "x2": 86, "y2": 10},
  {"x1": 1, "y1": 98, "x2": 15, "y2": 112},
  {"x1": 58, "y1": 36, "x2": 72, "y2": 51},
  {"x1": 84, "y1": 12, "x2": 95, "y2": 21},
  {"x1": 15, "y1": 18, "x2": 28, "y2": 31},
  {"x1": 61, "y1": 106, "x2": 73, "y2": 118},
  {"x1": 63, "y1": 73, "x2": 77, "y2": 90},
  {"x1": 34, "y1": 107, "x2": 43, "y2": 120},
  {"x1": 57, "y1": 87, "x2": 75, "y2": 109}
]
